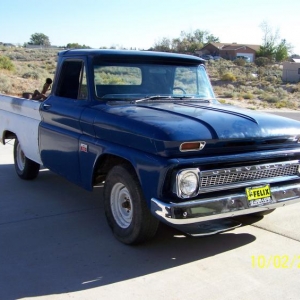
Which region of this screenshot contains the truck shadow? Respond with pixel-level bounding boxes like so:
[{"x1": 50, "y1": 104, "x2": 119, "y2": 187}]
[{"x1": 0, "y1": 165, "x2": 256, "y2": 300}]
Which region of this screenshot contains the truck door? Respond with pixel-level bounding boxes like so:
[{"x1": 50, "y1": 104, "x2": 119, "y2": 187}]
[{"x1": 39, "y1": 58, "x2": 89, "y2": 185}]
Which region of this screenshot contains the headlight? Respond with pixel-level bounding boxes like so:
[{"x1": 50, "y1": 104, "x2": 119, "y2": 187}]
[{"x1": 176, "y1": 169, "x2": 200, "y2": 198}]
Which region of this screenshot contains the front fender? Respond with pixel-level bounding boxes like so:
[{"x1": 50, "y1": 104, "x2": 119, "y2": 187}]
[{"x1": 79, "y1": 136, "x2": 176, "y2": 206}]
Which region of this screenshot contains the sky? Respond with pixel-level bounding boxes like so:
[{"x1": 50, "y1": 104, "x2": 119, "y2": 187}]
[{"x1": 1, "y1": 0, "x2": 299, "y2": 54}]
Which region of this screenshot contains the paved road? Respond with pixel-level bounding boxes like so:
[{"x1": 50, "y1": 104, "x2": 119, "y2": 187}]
[{"x1": 1, "y1": 112, "x2": 300, "y2": 300}]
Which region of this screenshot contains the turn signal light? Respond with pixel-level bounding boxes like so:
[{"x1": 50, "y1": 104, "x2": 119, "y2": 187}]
[{"x1": 180, "y1": 141, "x2": 206, "y2": 152}]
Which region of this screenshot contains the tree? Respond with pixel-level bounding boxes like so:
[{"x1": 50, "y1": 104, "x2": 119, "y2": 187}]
[
  {"x1": 151, "y1": 29, "x2": 220, "y2": 54},
  {"x1": 29, "y1": 33, "x2": 51, "y2": 47},
  {"x1": 152, "y1": 37, "x2": 171, "y2": 52},
  {"x1": 275, "y1": 39, "x2": 291, "y2": 62},
  {"x1": 257, "y1": 21, "x2": 292, "y2": 62},
  {"x1": 205, "y1": 34, "x2": 220, "y2": 43},
  {"x1": 260, "y1": 21, "x2": 279, "y2": 48},
  {"x1": 66, "y1": 43, "x2": 91, "y2": 49}
]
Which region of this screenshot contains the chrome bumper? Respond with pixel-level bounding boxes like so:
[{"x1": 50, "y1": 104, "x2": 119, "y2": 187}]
[{"x1": 151, "y1": 182, "x2": 300, "y2": 226}]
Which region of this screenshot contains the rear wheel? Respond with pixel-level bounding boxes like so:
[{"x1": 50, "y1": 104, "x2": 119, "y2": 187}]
[
  {"x1": 104, "y1": 164, "x2": 159, "y2": 245},
  {"x1": 13, "y1": 138, "x2": 40, "y2": 180}
]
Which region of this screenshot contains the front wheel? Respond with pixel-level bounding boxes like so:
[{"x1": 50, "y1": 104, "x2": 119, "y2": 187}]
[
  {"x1": 13, "y1": 138, "x2": 40, "y2": 180},
  {"x1": 104, "y1": 164, "x2": 159, "y2": 245}
]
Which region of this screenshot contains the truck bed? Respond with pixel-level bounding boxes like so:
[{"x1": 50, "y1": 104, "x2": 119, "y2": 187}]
[{"x1": 0, "y1": 94, "x2": 42, "y2": 164}]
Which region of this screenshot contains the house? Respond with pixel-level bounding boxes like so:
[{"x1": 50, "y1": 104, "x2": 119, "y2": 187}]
[
  {"x1": 282, "y1": 59, "x2": 300, "y2": 82},
  {"x1": 196, "y1": 42, "x2": 260, "y2": 62},
  {"x1": 2, "y1": 43, "x2": 17, "y2": 48}
]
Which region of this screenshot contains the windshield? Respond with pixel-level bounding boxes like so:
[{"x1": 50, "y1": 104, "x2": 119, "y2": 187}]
[{"x1": 93, "y1": 62, "x2": 215, "y2": 101}]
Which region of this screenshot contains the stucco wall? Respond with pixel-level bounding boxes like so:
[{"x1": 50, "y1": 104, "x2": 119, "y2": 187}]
[{"x1": 282, "y1": 62, "x2": 300, "y2": 82}]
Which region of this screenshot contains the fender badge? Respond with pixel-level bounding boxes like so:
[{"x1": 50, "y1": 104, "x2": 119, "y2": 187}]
[{"x1": 80, "y1": 143, "x2": 88, "y2": 152}]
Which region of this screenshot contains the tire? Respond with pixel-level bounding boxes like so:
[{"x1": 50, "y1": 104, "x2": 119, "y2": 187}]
[
  {"x1": 104, "y1": 164, "x2": 159, "y2": 245},
  {"x1": 13, "y1": 138, "x2": 40, "y2": 180},
  {"x1": 251, "y1": 209, "x2": 276, "y2": 217}
]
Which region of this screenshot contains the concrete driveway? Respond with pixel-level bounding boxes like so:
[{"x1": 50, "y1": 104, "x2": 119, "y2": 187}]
[{"x1": 1, "y1": 112, "x2": 300, "y2": 300}]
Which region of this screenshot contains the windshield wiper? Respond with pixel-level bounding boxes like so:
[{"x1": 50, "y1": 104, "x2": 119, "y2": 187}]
[{"x1": 134, "y1": 95, "x2": 193, "y2": 103}]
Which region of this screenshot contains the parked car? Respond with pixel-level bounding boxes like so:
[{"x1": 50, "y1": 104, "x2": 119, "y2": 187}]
[
  {"x1": 201, "y1": 54, "x2": 214, "y2": 60},
  {"x1": 236, "y1": 56, "x2": 251, "y2": 62}
]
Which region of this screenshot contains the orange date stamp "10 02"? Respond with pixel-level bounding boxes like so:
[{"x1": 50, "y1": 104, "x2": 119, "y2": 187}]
[{"x1": 251, "y1": 255, "x2": 300, "y2": 269}]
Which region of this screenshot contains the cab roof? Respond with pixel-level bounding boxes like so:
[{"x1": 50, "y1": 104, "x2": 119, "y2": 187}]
[{"x1": 58, "y1": 49, "x2": 205, "y2": 64}]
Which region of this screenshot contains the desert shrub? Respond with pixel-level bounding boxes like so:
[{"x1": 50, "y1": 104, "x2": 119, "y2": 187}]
[
  {"x1": 242, "y1": 92, "x2": 254, "y2": 99},
  {"x1": 252, "y1": 87, "x2": 264, "y2": 95},
  {"x1": 0, "y1": 74, "x2": 12, "y2": 93},
  {"x1": 255, "y1": 57, "x2": 270, "y2": 67},
  {"x1": 234, "y1": 58, "x2": 246, "y2": 67},
  {"x1": 261, "y1": 94, "x2": 280, "y2": 103},
  {"x1": 22, "y1": 71, "x2": 39, "y2": 79},
  {"x1": 6, "y1": 52, "x2": 27, "y2": 61},
  {"x1": 223, "y1": 91, "x2": 235, "y2": 98},
  {"x1": 265, "y1": 86, "x2": 276, "y2": 93},
  {"x1": 290, "y1": 83, "x2": 300, "y2": 93},
  {"x1": 276, "y1": 87, "x2": 288, "y2": 98},
  {"x1": 221, "y1": 72, "x2": 236, "y2": 82},
  {"x1": 226, "y1": 84, "x2": 235, "y2": 90},
  {"x1": 275, "y1": 100, "x2": 297, "y2": 109},
  {"x1": 266, "y1": 75, "x2": 278, "y2": 83},
  {"x1": 0, "y1": 55, "x2": 15, "y2": 71}
]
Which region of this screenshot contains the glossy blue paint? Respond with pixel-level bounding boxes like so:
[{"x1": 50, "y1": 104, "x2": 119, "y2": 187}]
[
  {"x1": 38, "y1": 49, "x2": 300, "y2": 206},
  {"x1": 91, "y1": 101, "x2": 300, "y2": 156}
]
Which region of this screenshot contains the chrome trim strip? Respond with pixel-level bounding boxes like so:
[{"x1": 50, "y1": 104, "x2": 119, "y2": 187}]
[{"x1": 151, "y1": 182, "x2": 300, "y2": 225}]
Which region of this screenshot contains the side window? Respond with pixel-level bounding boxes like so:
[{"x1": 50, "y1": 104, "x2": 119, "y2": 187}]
[{"x1": 56, "y1": 60, "x2": 88, "y2": 100}]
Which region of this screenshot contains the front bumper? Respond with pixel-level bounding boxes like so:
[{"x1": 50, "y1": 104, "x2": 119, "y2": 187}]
[{"x1": 151, "y1": 182, "x2": 300, "y2": 231}]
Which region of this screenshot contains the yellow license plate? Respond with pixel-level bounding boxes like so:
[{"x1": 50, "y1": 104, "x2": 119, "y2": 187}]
[{"x1": 246, "y1": 184, "x2": 271, "y2": 201}]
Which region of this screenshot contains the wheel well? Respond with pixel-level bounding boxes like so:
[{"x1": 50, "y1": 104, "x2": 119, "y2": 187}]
[
  {"x1": 2, "y1": 131, "x2": 16, "y2": 144},
  {"x1": 93, "y1": 154, "x2": 135, "y2": 186}
]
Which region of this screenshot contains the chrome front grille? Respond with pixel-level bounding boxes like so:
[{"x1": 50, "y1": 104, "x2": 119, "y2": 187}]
[{"x1": 200, "y1": 160, "x2": 300, "y2": 190}]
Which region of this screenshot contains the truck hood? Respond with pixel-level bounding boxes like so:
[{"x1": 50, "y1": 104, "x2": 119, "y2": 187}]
[{"x1": 92, "y1": 102, "x2": 300, "y2": 156}]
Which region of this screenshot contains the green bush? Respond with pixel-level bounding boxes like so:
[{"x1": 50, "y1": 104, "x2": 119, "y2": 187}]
[
  {"x1": 221, "y1": 72, "x2": 236, "y2": 82},
  {"x1": 242, "y1": 92, "x2": 254, "y2": 99},
  {"x1": 0, "y1": 55, "x2": 15, "y2": 71},
  {"x1": 255, "y1": 57, "x2": 270, "y2": 67},
  {"x1": 262, "y1": 94, "x2": 280, "y2": 103},
  {"x1": 0, "y1": 74, "x2": 11, "y2": 93},
  {"x1": 223, "y1": 91, "x2": 234, "y2": 98}
]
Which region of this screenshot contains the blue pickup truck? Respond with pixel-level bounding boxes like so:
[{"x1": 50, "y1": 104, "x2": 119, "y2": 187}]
[{"x1": 1, "y1": 49, "x2": 300, "y2": 244}]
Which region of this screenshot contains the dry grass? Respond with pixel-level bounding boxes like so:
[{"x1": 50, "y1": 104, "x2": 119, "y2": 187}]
[
  {"x1": 1, "y1": 46, "x2": 300, "y2": 110},
  {"x1": 207, "y1": 59, "x2": 300, "y2": 111},
  {"x1": 0, "y1": 47, "x2": 57, "y2": 96}
]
